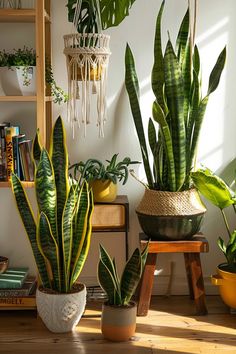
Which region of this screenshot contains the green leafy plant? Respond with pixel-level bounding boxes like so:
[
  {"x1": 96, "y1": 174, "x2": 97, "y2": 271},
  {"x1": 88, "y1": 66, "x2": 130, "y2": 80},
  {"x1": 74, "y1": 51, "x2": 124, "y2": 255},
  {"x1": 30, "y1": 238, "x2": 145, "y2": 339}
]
[
  {"x1": 0, "y1": 47, "x2": 68, "y2": 104},
  {"x1": 67, "y1": 0, "x2": 136, "y2": 33},
  {"x1": 191, "y1": 168, "x2": 236, "y2": 271},
  {"x1": 11, "y1": 116, "x2": 94, "y2": 293},
  {"x1": 125, "y1": 0, "x2": 226, "y2": 192},
  {"x1": 69, "y1": 154, "x2": 140, "y2": 185},
  {"x1": 98, "y1": 243, "x2": 148, "y2": 306}
]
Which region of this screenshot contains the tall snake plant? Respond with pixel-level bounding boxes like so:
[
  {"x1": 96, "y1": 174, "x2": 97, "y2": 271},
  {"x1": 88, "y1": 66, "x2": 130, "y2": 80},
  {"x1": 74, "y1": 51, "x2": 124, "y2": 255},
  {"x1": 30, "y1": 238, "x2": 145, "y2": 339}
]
[
  {"x1": 98, "y1": 243, "x2": 148, "y2": 306},
  {"x1": 125, "y1": 0, "x2": 226, "y2": 192},
  {"x1": 11, "y1": 117, "x2": 94, "y2": 293}
]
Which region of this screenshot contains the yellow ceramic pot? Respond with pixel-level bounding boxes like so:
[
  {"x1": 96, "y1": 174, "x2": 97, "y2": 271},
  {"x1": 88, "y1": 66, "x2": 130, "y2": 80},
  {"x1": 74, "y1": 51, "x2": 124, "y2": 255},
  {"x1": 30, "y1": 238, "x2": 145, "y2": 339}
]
[
  {"x1": 211, "y1": 263, "x2": 236, "y2": 309},
  {"x1": 90, "y1": 180, "x2": 117, "y2": 203}
]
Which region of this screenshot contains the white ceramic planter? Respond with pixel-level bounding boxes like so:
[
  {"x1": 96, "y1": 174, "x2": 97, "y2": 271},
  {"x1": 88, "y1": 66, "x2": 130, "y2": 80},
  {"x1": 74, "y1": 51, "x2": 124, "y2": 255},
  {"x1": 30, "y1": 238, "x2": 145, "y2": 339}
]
[
  {"x1": 36, "y1": 284, "x2": 86, "y2": 333},
  {"x1": 0, "y1": 66, "x2": 36, "y2": 95}
]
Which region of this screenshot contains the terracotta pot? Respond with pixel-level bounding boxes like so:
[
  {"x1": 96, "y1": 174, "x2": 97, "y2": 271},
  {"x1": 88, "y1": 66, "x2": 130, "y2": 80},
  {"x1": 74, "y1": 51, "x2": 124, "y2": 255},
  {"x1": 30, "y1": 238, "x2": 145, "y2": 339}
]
[
  {"x1": 212, "y1": 263, "x2": 236, "y2": 309},
  {"x1": 101, "y1": 302, "x2": 137, "y2": 342},
  {"x1": 36, "y1": 283, "x2": 86, "y2": 333},
  {"x1": 136, "y1": 188, "x2": 206, "y2": 240},
  {"x1": 90, "y1": 180, "x2": 117, "y2": 203}
]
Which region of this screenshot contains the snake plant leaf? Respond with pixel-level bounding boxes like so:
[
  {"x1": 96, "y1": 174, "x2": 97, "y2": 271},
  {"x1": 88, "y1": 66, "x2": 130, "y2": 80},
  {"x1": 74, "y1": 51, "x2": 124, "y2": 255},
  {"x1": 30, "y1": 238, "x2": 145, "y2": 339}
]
[
  {"x1": 207, "y1": 47, "x2": 226, "y2": 96},
  {"x1": 99, "y1": 244, "x2": 119, "y2": 290},
  {"x1": 191, "y1": 169, "x2": 235, "y2": 209},
  {"x1": 37, "y1": 212, "x2": 61, "y2": 292},
  {"x1": 148, "y1": 118, "x2": 157, "y2": 155},
  {"x1": 120, "y1": 248, "x2": 142, "y2": 305},
  {"x1": 98, "y1": 259, "x2": 118, "y2": 305},
  {"x1": 62, "y1": 185, "x2": 76, "y2": 291},
  {"x1": 49, "y1": 116, "x2": 69, "y2": 246},
  {"x1": 176, "y1": 8, "x2": 189, "y2": 66},
  {"x1": 217, "y1": 237, "x2": 226, "y2": 254},
  {"x1": 164, "y1": 40, "x2": 186, "y2": 190},
  {"x1": 182, "y1": 39, "x2": 191, "y2": 124},
  {"x1": 153, "y1": 101, "x2": 176, "y2": 191},
  {"x1": 11, "y1": 174, "x2": 51, "y2": 289},
  {"x1": 32, "y1": 129, "x2": 42, "y2": 168},
  {"x1": 35, "y1": 149, "x2": 58, "y2": 241},
  {"x1": 193, "y1": 45, "x2": 200, "y2": 77},
  {"x1": 70, "y1": 185, "x2": 93, "y2": 287},
  {"x1": 151, "y1": 0, "x2": 165, "y2": 111},
  {"x1": 125, "y1": 44, "x2": 153, "y2": 188}
]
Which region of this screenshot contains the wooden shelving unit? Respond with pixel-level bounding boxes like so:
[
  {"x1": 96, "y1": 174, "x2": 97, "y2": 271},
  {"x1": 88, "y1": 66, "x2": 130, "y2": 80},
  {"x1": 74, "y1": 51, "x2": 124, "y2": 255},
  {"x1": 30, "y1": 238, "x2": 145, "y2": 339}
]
[{"x1": 0, "y1": 0, "x2": 52, "y2": 188}]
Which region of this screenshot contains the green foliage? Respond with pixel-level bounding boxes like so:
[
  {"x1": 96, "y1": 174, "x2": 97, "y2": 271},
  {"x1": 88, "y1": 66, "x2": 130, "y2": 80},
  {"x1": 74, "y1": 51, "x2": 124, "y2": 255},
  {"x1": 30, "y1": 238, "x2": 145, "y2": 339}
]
[
  {"x1": 11, "y1": 117, "x2": 94, "y2": 293},
  {"x1": 66, "y1": 0, "x2": 136, "y2": 33},
  {"x1": 0, "y1": 48, "x2": 68, "y2": 104},
  {"x1": 191, "y1": 168, "x2": 236, "y2": 270},
  {"x1": 69, "y1": 154, "x2": 140, "y2": 185},
  {"x1": 97, "y1": 243, "x2": 149, "y2": 306},
  {"x1": 125, "y1": 0, "x2": 226, "y2": 192}
]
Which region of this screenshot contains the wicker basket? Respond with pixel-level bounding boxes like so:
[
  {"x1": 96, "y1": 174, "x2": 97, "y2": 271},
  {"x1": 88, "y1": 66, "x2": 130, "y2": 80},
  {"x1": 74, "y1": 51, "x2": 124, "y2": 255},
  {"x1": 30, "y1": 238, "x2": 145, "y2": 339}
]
[{"x1": 136, "y1": 188, "x2": 206, "y2": 240}]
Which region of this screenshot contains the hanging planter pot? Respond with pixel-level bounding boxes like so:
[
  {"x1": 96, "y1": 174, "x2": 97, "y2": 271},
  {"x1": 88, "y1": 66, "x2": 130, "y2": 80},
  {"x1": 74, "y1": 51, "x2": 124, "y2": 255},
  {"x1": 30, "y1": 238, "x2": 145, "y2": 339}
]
[{"x1": 136, "y1": 188, "x2": 206, "y2": 240}]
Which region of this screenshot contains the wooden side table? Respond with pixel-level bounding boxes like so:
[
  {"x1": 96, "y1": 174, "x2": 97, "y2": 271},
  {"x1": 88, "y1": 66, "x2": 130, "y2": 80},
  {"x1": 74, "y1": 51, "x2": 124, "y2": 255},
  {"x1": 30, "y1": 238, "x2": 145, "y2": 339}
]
[{"x1": 137, "y1": 234, "x2": 209, "y2": 316}]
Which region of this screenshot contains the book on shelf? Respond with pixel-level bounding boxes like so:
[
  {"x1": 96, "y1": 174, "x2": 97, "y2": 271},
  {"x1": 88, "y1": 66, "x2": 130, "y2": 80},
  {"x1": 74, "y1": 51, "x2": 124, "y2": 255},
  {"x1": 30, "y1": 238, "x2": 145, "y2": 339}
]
[
  {"x1": 19, "y1": 139, "x2": 34, "y2": 181},
  {"x1": 0, "y1": 122, "x2": 10, "y2": 181},
  {"x1": 13, "y1": 134, "x2": 25, "y2": 179},
  {"x1": 5, "y1": 126, "x2": 20, "y2": 181},
  {"x1": 0, "y1": 276, "x2": 37, "y2": 297},
  {"x1": 0, "y1": 295, "x2": 36, "y2": 308},
  {"x1": 0, "y1": 267, "x2": 29, "y2": 289}
]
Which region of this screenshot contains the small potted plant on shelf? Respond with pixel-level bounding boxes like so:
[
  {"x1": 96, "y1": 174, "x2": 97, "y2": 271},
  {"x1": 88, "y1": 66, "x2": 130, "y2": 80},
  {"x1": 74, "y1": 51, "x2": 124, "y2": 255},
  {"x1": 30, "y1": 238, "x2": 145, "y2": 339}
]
[
  {"x1": 0, "y1": 47, "x2": 67, "y2": 103},
  {"x1": 11, "y1": 116, "x2": 94, "y2": 333},
  {"x1": 125, "y1": 0, "x2": 226, "y2": 240},
  {"x1": 191, "y1": 168, "x2": 236, "y2": 309},
  {"x1": 69, "y1": 154, "x2": 140, "y2": 202},
  {"x1": 98, "y1": 243, "x2": 148, "y2": 342}
]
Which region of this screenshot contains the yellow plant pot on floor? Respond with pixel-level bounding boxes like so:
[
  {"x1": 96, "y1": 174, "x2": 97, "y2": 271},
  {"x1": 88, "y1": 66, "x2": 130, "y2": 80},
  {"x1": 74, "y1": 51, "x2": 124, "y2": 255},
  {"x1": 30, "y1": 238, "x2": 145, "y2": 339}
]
[
  {"x1": 211, "y1": 264, "x2": 236, "y2": 309},
  {"x1": 90, "y1": 180, "x2": 117, "y2": 203}
]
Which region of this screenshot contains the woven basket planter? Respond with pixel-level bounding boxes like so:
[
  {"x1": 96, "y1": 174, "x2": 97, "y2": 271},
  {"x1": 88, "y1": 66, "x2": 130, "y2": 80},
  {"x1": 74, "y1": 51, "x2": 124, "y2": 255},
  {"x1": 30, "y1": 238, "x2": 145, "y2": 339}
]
[{"x1": 136, "y1": 188, "x2": 206, "y2": 240}]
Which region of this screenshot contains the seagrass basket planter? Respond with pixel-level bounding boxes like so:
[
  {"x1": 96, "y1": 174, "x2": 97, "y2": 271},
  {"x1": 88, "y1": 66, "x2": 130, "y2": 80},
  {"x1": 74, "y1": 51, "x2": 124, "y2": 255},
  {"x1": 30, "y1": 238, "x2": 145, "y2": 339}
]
[{"x1": 136, "y1": 188, "x2": 206, "y2": 240}]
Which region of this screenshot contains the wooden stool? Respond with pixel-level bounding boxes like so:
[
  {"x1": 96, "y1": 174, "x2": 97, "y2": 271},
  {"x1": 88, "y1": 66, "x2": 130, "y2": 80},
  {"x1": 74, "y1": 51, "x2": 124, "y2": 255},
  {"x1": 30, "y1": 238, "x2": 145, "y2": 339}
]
[{"x1": 137, "y1": 234, "x2": 209, "y2": 316}]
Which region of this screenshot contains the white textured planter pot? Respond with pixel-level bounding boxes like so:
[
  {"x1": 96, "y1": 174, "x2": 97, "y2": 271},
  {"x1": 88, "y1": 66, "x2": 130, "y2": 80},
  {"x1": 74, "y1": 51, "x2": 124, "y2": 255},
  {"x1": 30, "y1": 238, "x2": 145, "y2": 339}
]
[
  {"x1": 0, "y1": 66, "x2": 36, "y2": 95},
  {"x1": 36, "y1": 284, "x2": 86, "y2": 333}
]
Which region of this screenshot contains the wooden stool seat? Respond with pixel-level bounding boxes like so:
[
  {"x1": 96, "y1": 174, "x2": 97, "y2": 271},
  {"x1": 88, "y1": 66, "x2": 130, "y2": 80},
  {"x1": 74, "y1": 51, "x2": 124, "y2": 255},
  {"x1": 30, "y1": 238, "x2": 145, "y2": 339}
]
[{"x1": 137, "y1": 234, "x2": 209, "y2": 316}]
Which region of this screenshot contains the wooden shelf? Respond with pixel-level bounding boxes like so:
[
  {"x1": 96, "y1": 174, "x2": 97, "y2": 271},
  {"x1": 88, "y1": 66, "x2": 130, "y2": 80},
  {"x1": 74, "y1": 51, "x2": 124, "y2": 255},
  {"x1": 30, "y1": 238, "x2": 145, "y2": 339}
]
[
  {"x1": 0, "y1": 9, "x2": 50, "y2": 23},
  {"x1": 0, "y1": 181, "x2": 34, "y2": 188},
  {"x1": 0, "y1": 96, "x2": 37, "y2": 102}
]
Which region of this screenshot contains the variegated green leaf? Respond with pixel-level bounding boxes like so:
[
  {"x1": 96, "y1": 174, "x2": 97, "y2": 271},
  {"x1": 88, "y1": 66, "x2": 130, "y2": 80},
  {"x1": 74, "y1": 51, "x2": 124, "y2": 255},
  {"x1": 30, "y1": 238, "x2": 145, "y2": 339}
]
[
  {"x1": 99, "y1": 244, "x2": 119, "y2": 290},
  {"x1": 120, "y1": 248, "x2": 142, "y2": 305},
  {"x1": 176, "y1": 8, "x2": 189, "y2": 67},
  {"x1": 151, "y1": 0, "x2": 165, "y2": 111},
  {"x1": 182, "y1": 39, "x2": 191, "y2": 124},
  {"x1": 37, "y1": 212, "x2": 61, "y2": 292},
  {"x1": 35, "y1": 149, "x2": 58, "y2": 241},
  {"x1": 164, "y1": 40, "x2": 186, "y2": 190},
  {"x1": 125, "y1": 44, "x2": 154, "y2": 188},
  {"x1": 32, "y1": 130, "x2": 42, "y2": 168},
  {"x1": 193, "y1": 45, "x2": 200, "y2": 77},
  {"x1": 207, "y1": 47, "x2": 226, "y2": 95},
  {"x1": 11, "y1": 174, "x2": 51, "y2": 289},
  {"x1": 98, "y1": 259, "x2": 117, "y2": 305}
]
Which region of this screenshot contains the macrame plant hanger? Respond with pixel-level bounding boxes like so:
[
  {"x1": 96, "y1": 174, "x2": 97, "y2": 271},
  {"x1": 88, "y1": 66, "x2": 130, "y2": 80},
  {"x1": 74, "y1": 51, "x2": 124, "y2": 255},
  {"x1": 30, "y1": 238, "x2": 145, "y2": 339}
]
[{"x1": 64, "y1": 0, "x2": 111, "y2": 138}]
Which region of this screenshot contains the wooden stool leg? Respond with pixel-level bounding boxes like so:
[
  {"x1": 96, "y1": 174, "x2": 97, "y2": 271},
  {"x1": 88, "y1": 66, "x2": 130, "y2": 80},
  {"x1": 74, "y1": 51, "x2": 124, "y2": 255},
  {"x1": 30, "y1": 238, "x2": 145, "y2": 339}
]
[
  {"x1": 189, "y1": 253, "x2": 208, "y2": 315},
  {"x1": 137, "y1": 253, "x2": 157, "y2": 316},
  {"x1": 184, "y1": 253, "x2": 194, "y2": 300}
]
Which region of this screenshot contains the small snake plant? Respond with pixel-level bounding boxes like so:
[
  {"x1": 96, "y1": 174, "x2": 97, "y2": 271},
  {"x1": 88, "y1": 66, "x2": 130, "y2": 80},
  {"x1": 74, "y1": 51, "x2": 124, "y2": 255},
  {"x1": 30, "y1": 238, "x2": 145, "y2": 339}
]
[
  {"x1": 11, "y1": 117, "x2": 94, "y2": 293},
  {"x1": 98, "y1": 243, "x2": 149, "y2": 306}
]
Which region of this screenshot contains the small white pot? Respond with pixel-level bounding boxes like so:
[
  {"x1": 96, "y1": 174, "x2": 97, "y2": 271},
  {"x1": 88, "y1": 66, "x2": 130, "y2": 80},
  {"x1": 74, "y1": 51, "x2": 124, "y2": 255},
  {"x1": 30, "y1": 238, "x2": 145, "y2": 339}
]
[
  {"x1": 0, "y1": 66, "x2": 36, "y2": 95},
  {"x1": 36, "y1": 284, "x2": 86, "y2": 333}
]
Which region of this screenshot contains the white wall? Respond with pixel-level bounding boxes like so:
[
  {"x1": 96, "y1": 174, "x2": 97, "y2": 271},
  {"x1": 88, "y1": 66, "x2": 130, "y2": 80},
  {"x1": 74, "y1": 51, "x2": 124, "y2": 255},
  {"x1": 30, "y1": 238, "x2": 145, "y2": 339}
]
[{"x1": 0, "y1": 0, "x2": 236, "y2": 295}]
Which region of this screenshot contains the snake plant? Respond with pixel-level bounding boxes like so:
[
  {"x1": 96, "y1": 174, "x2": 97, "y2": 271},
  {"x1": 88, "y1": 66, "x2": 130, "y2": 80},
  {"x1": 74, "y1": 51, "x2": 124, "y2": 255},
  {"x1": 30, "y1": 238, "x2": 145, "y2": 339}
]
[
  {"x1": 11, "y1": 117, "x2": 94, "y2": 293},
  {"x1": 192, "y1": 168, "x2": 236, "y2": 270},
  {"x1": 98, "y1": 243, "x2": 148, "y2": 306},
  {"x1": 125, "y1": 0, "x2": 226, "y2": 192}
]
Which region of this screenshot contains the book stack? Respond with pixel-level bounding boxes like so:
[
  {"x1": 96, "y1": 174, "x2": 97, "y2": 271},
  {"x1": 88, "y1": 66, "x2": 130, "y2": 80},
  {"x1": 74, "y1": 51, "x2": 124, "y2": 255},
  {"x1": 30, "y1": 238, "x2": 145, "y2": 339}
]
[
  {"x1": 0, "y1": 268, "x2": 37, "y2": 309},
  {"x1": 0, "y1": 124, "x2": 34, "y2": 182}
]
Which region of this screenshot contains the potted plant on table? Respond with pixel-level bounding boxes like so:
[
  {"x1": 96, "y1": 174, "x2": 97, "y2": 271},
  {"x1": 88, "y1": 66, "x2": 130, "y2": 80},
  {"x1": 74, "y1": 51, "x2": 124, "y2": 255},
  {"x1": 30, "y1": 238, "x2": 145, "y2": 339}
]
[
  {"x1": 69, "y1": 154, "x2": 140, "y2": 202},
  {"x1": 191, "y1": 168, "x2": 236, "y2": 309},
  {"x1": 125, "y1": 0, "x2": 226, "y2": 240},
  {"x1": 11, "y1": 116, "x2": 94, "y2": 333},
  {"x1": 98, "y1": 243, "x2": 148, "y2": 341}
]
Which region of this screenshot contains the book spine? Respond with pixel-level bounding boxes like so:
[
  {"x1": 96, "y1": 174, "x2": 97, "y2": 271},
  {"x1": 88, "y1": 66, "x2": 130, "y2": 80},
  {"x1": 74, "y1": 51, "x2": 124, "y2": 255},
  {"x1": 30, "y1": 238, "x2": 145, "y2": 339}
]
[
  {"x1": 0, "y1": 296, "x2": 36, "y2": 308},
  {"x1": 25, "y1": 140, "x2": 34, "y2": 181},
  {"x1": 0, "y1": 288, "x2": 31, "y2": 297},
  {"x1": 12, "y1": 135, "x2": 25, "y2": 179},
  {"x1": 5, "y1": 126, "x2": 20, "y2": 181},
  {"x1": 0, "y1": 123, "x2": 10, "y2": 181}
]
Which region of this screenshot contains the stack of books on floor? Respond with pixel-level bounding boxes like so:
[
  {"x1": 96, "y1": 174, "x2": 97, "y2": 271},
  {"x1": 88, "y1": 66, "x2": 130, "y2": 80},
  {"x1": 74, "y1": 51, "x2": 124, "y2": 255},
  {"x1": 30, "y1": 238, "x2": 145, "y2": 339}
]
[{"x1": 0, "y1": 268, "x2": 37, "y2": 309}]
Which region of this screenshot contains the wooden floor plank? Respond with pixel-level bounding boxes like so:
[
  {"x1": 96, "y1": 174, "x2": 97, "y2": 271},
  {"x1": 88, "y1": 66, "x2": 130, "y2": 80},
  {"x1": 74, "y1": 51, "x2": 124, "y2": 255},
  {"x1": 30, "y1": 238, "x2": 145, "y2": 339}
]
[{"x1": 0, "y1": 296, "x2": 235, "y2": 354}]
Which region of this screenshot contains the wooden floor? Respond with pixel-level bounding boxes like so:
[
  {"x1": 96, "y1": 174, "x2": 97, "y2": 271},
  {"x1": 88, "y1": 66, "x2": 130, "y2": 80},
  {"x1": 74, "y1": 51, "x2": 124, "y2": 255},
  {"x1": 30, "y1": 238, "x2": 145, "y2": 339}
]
[{"x1": 0, "y1": 296, "x2": 236, "y2": 354}]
